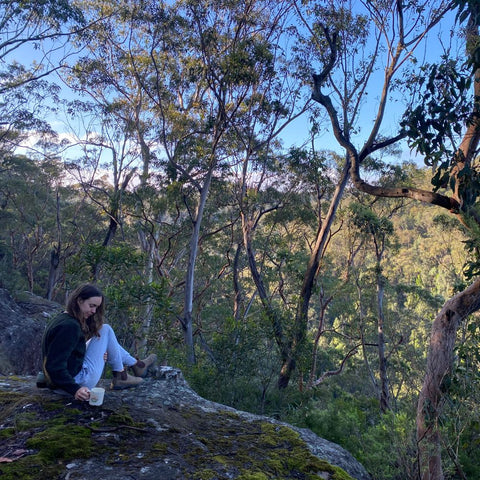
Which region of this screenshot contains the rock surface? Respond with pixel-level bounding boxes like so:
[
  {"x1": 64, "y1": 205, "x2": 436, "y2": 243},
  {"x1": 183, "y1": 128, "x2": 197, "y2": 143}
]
[
  {"x1": 0, "y1": 368, "x2": 371, "y2": 480},
  {"x1": 0, "y1": 288, "x2": 60, "y2": 375}
]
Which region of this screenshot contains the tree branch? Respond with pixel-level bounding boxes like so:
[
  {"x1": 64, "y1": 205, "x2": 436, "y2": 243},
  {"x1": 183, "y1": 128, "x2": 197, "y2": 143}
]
[{"x1": 310, "y1": 344, "x2": 360, "y2": 388}]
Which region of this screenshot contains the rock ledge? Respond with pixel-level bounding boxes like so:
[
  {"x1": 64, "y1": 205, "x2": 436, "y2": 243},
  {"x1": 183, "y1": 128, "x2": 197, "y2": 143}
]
[{"x1": 0, "y1": 367, "x2": 371, "y2": 480}]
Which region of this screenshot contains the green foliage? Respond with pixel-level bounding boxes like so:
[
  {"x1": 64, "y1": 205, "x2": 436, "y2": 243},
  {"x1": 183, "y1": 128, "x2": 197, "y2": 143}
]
[
  {"x1": 459, "y1": 218, "x2": 480, "y2": 281},
  {"x1": 289, "y1": 391, "x2": 418, "y2": 480},
  {"x1": 187, "y1": 312, "x2": 283, "y2": 414},
  {"x1": 401, "y1": 59, "x2": 472, "y2": 177},
  {"x1": 349, "y1": 202, "x2": 394, "y2": 239},
  {"x1": 104, "y1": 275, "x2": 172, "y2": 351},
  {"x1": 0, "y1": 155, "x2": 68, "y2": 293},
  {"x1": 302, "y1": 393, "x2": 373, "y2": 455},
  {"x1": 2, "y1": 0, "x2": 85, "y2": 27}
]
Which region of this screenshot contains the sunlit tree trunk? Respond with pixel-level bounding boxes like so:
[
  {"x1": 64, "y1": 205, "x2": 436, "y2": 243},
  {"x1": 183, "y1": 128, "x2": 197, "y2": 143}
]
[
  {"x1": 307, "y1": 290, "x2": 331, "y2": 388},
  {"x1": 136, "y1": 227, "x2": 158, "y2": 357},
  {"x1": 182, "y1": 164, "x2": 215, "y2": 365},
  {"x1": 416, "y1": 278, "x2": 480, "y2": 480}
]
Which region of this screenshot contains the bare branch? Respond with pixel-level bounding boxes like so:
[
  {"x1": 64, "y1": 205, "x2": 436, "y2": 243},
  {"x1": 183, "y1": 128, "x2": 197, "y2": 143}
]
[{"x1": 310, "y1": 344, "x2": 360, "y2": 388}]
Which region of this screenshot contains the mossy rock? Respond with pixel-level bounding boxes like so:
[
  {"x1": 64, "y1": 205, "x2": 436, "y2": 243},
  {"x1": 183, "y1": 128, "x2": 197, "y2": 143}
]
[
  {"x1": 26, "y1": 424, "x2": 94, "y2": 462},
  {"x1": 0, "y1": 392, "x2": 96, "y2": 480},
  {"x1": 0, "y1": 377, "x2": 365, "y2": 480}
]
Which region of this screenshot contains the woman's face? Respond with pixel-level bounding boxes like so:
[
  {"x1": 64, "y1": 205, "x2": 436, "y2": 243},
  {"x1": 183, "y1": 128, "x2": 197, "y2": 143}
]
[{"x1": 77, "y1": 296, "x2": 103, "y2": 320}]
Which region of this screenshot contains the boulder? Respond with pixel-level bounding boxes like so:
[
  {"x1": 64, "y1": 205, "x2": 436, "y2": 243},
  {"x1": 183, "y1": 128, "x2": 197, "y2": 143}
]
[
  {"x1": 0, "y1": 368, "x2": 371, "y2": 480},
  {"x1": 0, "y1": 289, "x2": 60, "y2": 375}
]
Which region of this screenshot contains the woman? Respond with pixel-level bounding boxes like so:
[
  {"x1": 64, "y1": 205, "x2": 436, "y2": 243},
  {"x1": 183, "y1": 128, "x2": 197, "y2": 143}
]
[{"x1": 41, "y1": 283, "x2": 157, "y2": 401}]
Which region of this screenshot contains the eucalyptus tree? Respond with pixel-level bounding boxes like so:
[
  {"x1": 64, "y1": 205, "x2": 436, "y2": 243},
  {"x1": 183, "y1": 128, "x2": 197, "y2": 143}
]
[
  {"x1": 56, "y1": 0, "x2": 182, "y2": 353},
  {"x1": 213, "y1": 17, "x2": 313, "y2": 387},
  {"x1": 273, "y1": 1, "x2": 383, "y2": 389},
  {"x1": 113, "y1": 0, "x2": 299, "y2": 364},
  {"x1": 58, "y1": 97, "x2": 145, "y2": 280},
  {"x1": 0, "y1": 0, "x2": 85, "y2": 95},
  {"x1": 0, "y1": 0, "x2": 84, "y2": 69},
  {"x1": 0, "y1": 0, "x2": 85, "y2": 148},
  {"x1": 61, "y1": 0, "x2": 305, "y2": 364},
  {"x1": 157, "y1": 0, "x2": 302, "y2": 365},
  {"x1": 0, "y1": 0, "x2": 107, "y2": 297},
  {"x1": 0, "y1": 154, "x2": 70, "y2": 294},
  {"x1": 295, "y1": 0, "x2": 480, "y2": 477}
]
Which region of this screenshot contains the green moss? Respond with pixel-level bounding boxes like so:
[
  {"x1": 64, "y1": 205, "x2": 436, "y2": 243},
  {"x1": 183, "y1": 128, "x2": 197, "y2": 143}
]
[
  {"x1": 212, "y1": 454, "x2": 229, "y2": 464},
  {"x1": 14, "y1": 412, "x2": 44, "y2": 431},
  {"x1": 0, "y1": 454, "x2": 60, "y2": 480},
  {"x1": 0, "y1": 391, "x2": 31, "y2": 422},
  {"x1": 192, "y1": 469, "x2": 218, "y2": 479},
  {"x1": 0, "y1": 424, "x2": 94, "y2": 480},
  {"x1": 221, "y1": 410, "x2": 241, "y2": 420},
  {"x1": 0, "y1": 426, "x2": 15, "y2": 438},
  {"x1": 175, "y1": 409, "x2": 355, "y2": 480},
  {"x1": 152, "y1": 442, "x2": 169, "y2": 455},
  {"x1": 237, "y1": 473, "x2": 269, "y2": 480},
  {"x1": 106, "y1": 409, "x2": 145, "y2": 428},
  {"x1": 4, "y1": 375, "x2": 24, "y2": 382},
  {"x1": 27, "y1": 424, "x2": 94, "y2": 462},
  {"x1": 0, "y1": 391, "x2": 29, "y2": 404},
  {"x1": 106, "y1": 410, "x2": 135, "y2": 425},
  {"x1": 0, "y1": 389, "x2": 99, "y2": 480},
  {"x1": 41, "y1": 400, "x2": 70, "y2": 412}
]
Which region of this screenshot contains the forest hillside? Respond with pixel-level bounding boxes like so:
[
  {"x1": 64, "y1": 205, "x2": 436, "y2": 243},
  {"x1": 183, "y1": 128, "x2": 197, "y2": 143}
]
[{"x1": 2, "y1": 1, "x2": 480, "y2": 479}]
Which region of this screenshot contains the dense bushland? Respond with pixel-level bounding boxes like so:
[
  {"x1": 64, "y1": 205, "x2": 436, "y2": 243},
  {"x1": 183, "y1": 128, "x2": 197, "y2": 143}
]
[
  {"x1": 2, "y1": 156, "x2": 479, "y2": 479},
  {"x1": 2, "y1": 1, "x2": 480, "y2": 478}
]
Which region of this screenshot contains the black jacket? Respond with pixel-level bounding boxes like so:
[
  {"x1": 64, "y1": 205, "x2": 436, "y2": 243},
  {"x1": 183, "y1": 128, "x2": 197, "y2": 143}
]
[{"x1": 41, "y1": 312, "x2": 86, "y2": 396}]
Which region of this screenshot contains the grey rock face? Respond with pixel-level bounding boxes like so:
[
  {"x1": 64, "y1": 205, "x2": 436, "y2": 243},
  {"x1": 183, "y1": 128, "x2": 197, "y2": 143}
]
[
  {"x1": 0, "y1": 289, "x2": 60, "y2": 375},
  {"x1": 0, "y1": 369, "x2": 371, "y2": 480}
]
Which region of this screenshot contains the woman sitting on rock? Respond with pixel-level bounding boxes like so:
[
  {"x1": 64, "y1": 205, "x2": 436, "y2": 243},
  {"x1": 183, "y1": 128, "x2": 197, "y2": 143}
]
[{"x1": 41, "y1": 283, "x2": 157, "y2": 402}]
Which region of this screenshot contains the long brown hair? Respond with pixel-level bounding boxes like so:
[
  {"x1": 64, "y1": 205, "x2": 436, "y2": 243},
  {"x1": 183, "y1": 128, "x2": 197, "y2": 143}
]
[{"x1": 66, "y1": 283, "x2": 105, "y2": 338}]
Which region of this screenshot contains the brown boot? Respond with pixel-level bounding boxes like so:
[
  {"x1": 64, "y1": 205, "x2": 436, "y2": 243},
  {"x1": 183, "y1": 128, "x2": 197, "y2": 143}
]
[
  {"x1": 131, "y1": 354, "x2": 157, "y2": 378},
  {"x1": 110, "y1": 370, "x2": 144, "y2": 390}
]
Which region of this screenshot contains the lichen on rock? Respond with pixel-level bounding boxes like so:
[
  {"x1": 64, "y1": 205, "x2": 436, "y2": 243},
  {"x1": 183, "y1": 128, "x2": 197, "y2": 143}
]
[{"x1": 0, "y1": 369, "x2": 371, "y2": 480}]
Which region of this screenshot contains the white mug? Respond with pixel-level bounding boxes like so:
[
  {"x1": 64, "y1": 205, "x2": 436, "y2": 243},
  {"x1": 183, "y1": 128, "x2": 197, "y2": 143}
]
[{"x1": 89, "y1": 387, "x2": 105, "y2": 406}]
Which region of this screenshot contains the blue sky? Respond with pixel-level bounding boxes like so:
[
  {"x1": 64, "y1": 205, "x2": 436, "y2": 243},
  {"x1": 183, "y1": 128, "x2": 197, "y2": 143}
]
[{"x1": 5, "y1": 2, "x2": 463, "y2": 174}]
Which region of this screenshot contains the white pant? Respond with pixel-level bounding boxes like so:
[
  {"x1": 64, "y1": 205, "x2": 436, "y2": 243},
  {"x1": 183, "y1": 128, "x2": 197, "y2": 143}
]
[{"x1": 74, "y1": 324, "x2": 137, "y2": 389}]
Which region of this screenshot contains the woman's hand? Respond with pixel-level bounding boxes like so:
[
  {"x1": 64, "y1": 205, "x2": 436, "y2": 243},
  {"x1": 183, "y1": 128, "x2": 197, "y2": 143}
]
[{"x1": 74, "y1": 386, "x2": 91, "y2": 401}]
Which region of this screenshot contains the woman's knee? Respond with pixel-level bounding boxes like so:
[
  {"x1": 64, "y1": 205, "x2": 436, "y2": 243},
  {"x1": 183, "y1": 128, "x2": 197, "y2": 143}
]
[{"x1": 98, "y1": 324, "x2": 113, "y2": 335}]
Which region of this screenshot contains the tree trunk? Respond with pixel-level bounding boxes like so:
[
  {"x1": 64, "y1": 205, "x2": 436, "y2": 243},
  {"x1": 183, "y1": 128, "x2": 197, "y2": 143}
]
[
  {"x1": 416, "y1": 277, "x2": 480, "y2": 480},
  {"x1": 376, "y1": 268, "x2": 390, "y2": 413},
  {"x1": 46, "y1": 247, "x2": 60, "y2": 301},
  {"x1": 278, "y1": 160, "x2": 351, "y2": 389},
  {"x1": 307, "y1": 292, "x2": 331, "y2": 388},
  {"x1": 46, "y1": 191, "x2": 62, "y2": 300},
  {"x1": 357, "y1": 278, "x2": 378, "y2": 394},
  {"x1": 232, "y1": 241, "x2": 244, "y2": 322},
  {"x1": 182, "y1": 165, "x2": 214, "y2": 365},
  {"x1": 136, "y1": 229, "x2": 158, "y2": 357}
]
